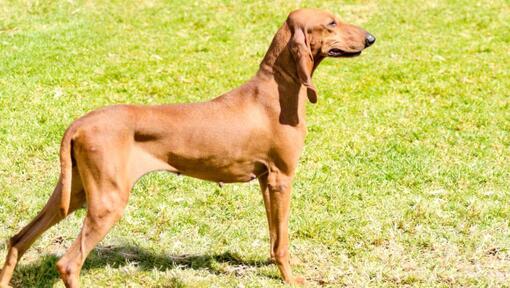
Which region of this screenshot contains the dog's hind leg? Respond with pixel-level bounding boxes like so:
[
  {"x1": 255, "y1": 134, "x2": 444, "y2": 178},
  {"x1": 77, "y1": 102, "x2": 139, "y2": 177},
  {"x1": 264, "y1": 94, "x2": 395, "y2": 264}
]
[
  {"x1": 56, "y1": 182, "x2": 129, "y2": 288},
  {"x1": 56, "y1": 139, "x2": 131, "y2": 288},
  {"x1": 0, "y1": 168, "x2": 85, "y2": 287},
  {"x1": 56, "y1": 188, "x2": 128, "y2": 288}
]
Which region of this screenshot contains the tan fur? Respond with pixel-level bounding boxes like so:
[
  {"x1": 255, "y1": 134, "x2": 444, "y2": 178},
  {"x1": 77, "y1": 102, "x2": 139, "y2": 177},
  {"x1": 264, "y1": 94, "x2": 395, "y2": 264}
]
[{"x1": 0, "y1": 8, "x2": 374, "y2": 287}]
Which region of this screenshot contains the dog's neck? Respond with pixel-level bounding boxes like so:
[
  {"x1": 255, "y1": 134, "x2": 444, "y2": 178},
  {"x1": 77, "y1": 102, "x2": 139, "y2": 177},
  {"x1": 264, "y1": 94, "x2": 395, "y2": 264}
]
[
  {"x1": 258, "y1": 22, "x2": 299, "y2": 83},
  {"x1": 257, "y1": 23, "x2": 310, "y2": 126}
]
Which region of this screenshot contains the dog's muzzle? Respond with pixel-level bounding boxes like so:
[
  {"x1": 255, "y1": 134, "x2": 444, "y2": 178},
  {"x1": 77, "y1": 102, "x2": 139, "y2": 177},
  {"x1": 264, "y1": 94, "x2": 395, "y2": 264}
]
[{"x1": 365, "y1": 33, "x2": 376, "y2": 47}]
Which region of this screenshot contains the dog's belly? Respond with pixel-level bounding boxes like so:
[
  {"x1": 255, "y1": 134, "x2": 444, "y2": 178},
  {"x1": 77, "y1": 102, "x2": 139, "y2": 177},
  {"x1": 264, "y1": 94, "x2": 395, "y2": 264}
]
[
  {"x1": 128, "y1": 102, "x2": 273, "y2": 183},
  {"x1": 167, "y1": 154, "x2": 267, "y2": 183}
]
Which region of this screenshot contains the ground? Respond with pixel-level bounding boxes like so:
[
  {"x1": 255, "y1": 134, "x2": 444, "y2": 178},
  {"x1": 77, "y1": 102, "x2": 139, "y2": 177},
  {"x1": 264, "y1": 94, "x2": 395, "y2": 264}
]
[{"x1": 0, "y1": 0, "x2": 509, "y2": 287}]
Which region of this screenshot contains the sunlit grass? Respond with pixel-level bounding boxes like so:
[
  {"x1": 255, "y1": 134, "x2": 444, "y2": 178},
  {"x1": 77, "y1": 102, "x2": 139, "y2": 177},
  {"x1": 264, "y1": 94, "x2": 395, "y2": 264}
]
[{"x1": 1, "y1": 0, "x2": 509, "y2": 287}]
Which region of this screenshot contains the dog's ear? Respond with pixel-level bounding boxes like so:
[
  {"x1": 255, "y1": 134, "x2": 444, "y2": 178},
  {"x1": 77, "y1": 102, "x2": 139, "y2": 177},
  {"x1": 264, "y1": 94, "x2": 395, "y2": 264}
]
[{"x1": 289, "y1": 25, "x2": 317, "y2": 104}]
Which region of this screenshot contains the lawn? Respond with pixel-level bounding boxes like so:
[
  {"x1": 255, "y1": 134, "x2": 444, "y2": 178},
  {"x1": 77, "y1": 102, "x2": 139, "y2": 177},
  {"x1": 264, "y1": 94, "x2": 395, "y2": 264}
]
[{"x1": 1, "y1": 0, "x2": 509, "y2": 287}]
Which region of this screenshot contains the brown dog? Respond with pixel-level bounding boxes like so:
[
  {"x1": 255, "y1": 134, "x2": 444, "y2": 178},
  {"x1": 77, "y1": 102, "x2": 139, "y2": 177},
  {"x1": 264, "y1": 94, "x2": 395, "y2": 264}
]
[{"x1": 0, "y1": 8, "x2": 374, "y2": 287}]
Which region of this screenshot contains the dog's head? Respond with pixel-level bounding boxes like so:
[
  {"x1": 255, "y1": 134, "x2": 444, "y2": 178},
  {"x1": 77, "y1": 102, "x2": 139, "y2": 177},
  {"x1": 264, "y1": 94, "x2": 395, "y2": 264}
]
[{"x1": 287, "y1": 8, "x2": 375, "y2": 103}]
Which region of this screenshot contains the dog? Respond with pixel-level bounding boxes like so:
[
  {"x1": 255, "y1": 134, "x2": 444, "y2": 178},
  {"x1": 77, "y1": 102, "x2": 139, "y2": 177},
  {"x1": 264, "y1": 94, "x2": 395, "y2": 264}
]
[{"x1": 0, "y1": 8, "x2": 374, "y2": 287}]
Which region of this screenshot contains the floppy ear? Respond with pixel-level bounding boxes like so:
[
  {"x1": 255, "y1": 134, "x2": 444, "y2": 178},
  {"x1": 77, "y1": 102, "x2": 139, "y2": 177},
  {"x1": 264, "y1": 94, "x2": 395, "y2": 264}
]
[{"x1": 289, "y1": 25, "x2": 317, "y2": 103}]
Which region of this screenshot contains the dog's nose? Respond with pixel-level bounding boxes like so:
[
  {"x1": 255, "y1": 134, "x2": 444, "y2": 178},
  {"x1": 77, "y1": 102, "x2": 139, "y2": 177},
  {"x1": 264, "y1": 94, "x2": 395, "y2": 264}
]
[{"x1": 365, "y1": 33, "x2": 376, "y2": 47}]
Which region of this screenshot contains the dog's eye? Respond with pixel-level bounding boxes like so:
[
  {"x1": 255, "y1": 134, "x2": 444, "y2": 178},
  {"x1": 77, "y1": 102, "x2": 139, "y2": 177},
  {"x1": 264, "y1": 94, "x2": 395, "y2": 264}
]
[{"x1": 328, "y1": 20, "x2": 336, "y2": 28}]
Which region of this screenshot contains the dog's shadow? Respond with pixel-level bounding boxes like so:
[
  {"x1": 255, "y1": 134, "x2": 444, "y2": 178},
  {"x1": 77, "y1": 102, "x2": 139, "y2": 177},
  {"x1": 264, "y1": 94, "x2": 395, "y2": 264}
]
[{"x1": 11, "y1": 245, "x2": 272, "y2": 287}]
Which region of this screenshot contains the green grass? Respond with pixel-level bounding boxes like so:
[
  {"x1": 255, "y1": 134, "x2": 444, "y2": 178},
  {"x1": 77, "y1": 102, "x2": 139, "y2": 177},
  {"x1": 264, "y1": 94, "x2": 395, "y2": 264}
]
[{"x1": 1, "y1": 0, "x2": 509, "y2": 287}]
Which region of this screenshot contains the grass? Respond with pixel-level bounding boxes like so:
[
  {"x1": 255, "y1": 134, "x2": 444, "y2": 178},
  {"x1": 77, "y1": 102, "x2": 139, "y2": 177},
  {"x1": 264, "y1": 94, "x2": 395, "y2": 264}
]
[{"x1": 1, "y1": 0, "x2": 509, "y2": 287}]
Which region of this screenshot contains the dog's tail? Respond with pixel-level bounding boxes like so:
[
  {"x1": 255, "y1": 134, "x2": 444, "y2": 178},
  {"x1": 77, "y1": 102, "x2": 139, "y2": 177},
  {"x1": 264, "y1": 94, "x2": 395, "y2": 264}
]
[{"x1": 59, "y1": 124, "x2": 77, "y2": 217}]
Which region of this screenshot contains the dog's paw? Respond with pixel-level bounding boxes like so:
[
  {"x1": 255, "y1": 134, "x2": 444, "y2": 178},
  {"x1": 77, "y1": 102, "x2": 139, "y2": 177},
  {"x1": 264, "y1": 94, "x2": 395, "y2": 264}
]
[{"x1": 288, "y1": 276, "x2": 305, "y2": 286}]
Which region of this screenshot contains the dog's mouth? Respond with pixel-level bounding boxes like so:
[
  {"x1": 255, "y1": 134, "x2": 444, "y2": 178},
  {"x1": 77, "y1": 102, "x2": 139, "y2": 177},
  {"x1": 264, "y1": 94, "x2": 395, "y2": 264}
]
[{"x1": 327, "y1": 48, "x2": 362, "y2": 58}]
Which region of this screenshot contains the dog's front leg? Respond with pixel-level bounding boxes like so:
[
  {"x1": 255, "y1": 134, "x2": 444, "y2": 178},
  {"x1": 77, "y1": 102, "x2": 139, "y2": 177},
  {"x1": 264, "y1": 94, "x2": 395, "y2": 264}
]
[
  {"x1": 266, "y1": 172, "x2": 304, "y2": 285},
  {"x1": 258, "y1": 175, "x2": 277, "y2": 262}
]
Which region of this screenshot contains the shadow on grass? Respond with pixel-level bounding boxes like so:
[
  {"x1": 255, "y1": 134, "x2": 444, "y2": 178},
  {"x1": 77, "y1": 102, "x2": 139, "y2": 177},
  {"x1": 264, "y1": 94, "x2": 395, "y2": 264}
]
[{"x1": 10, "y1": 246, "x2": 272, "y2": 287}]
